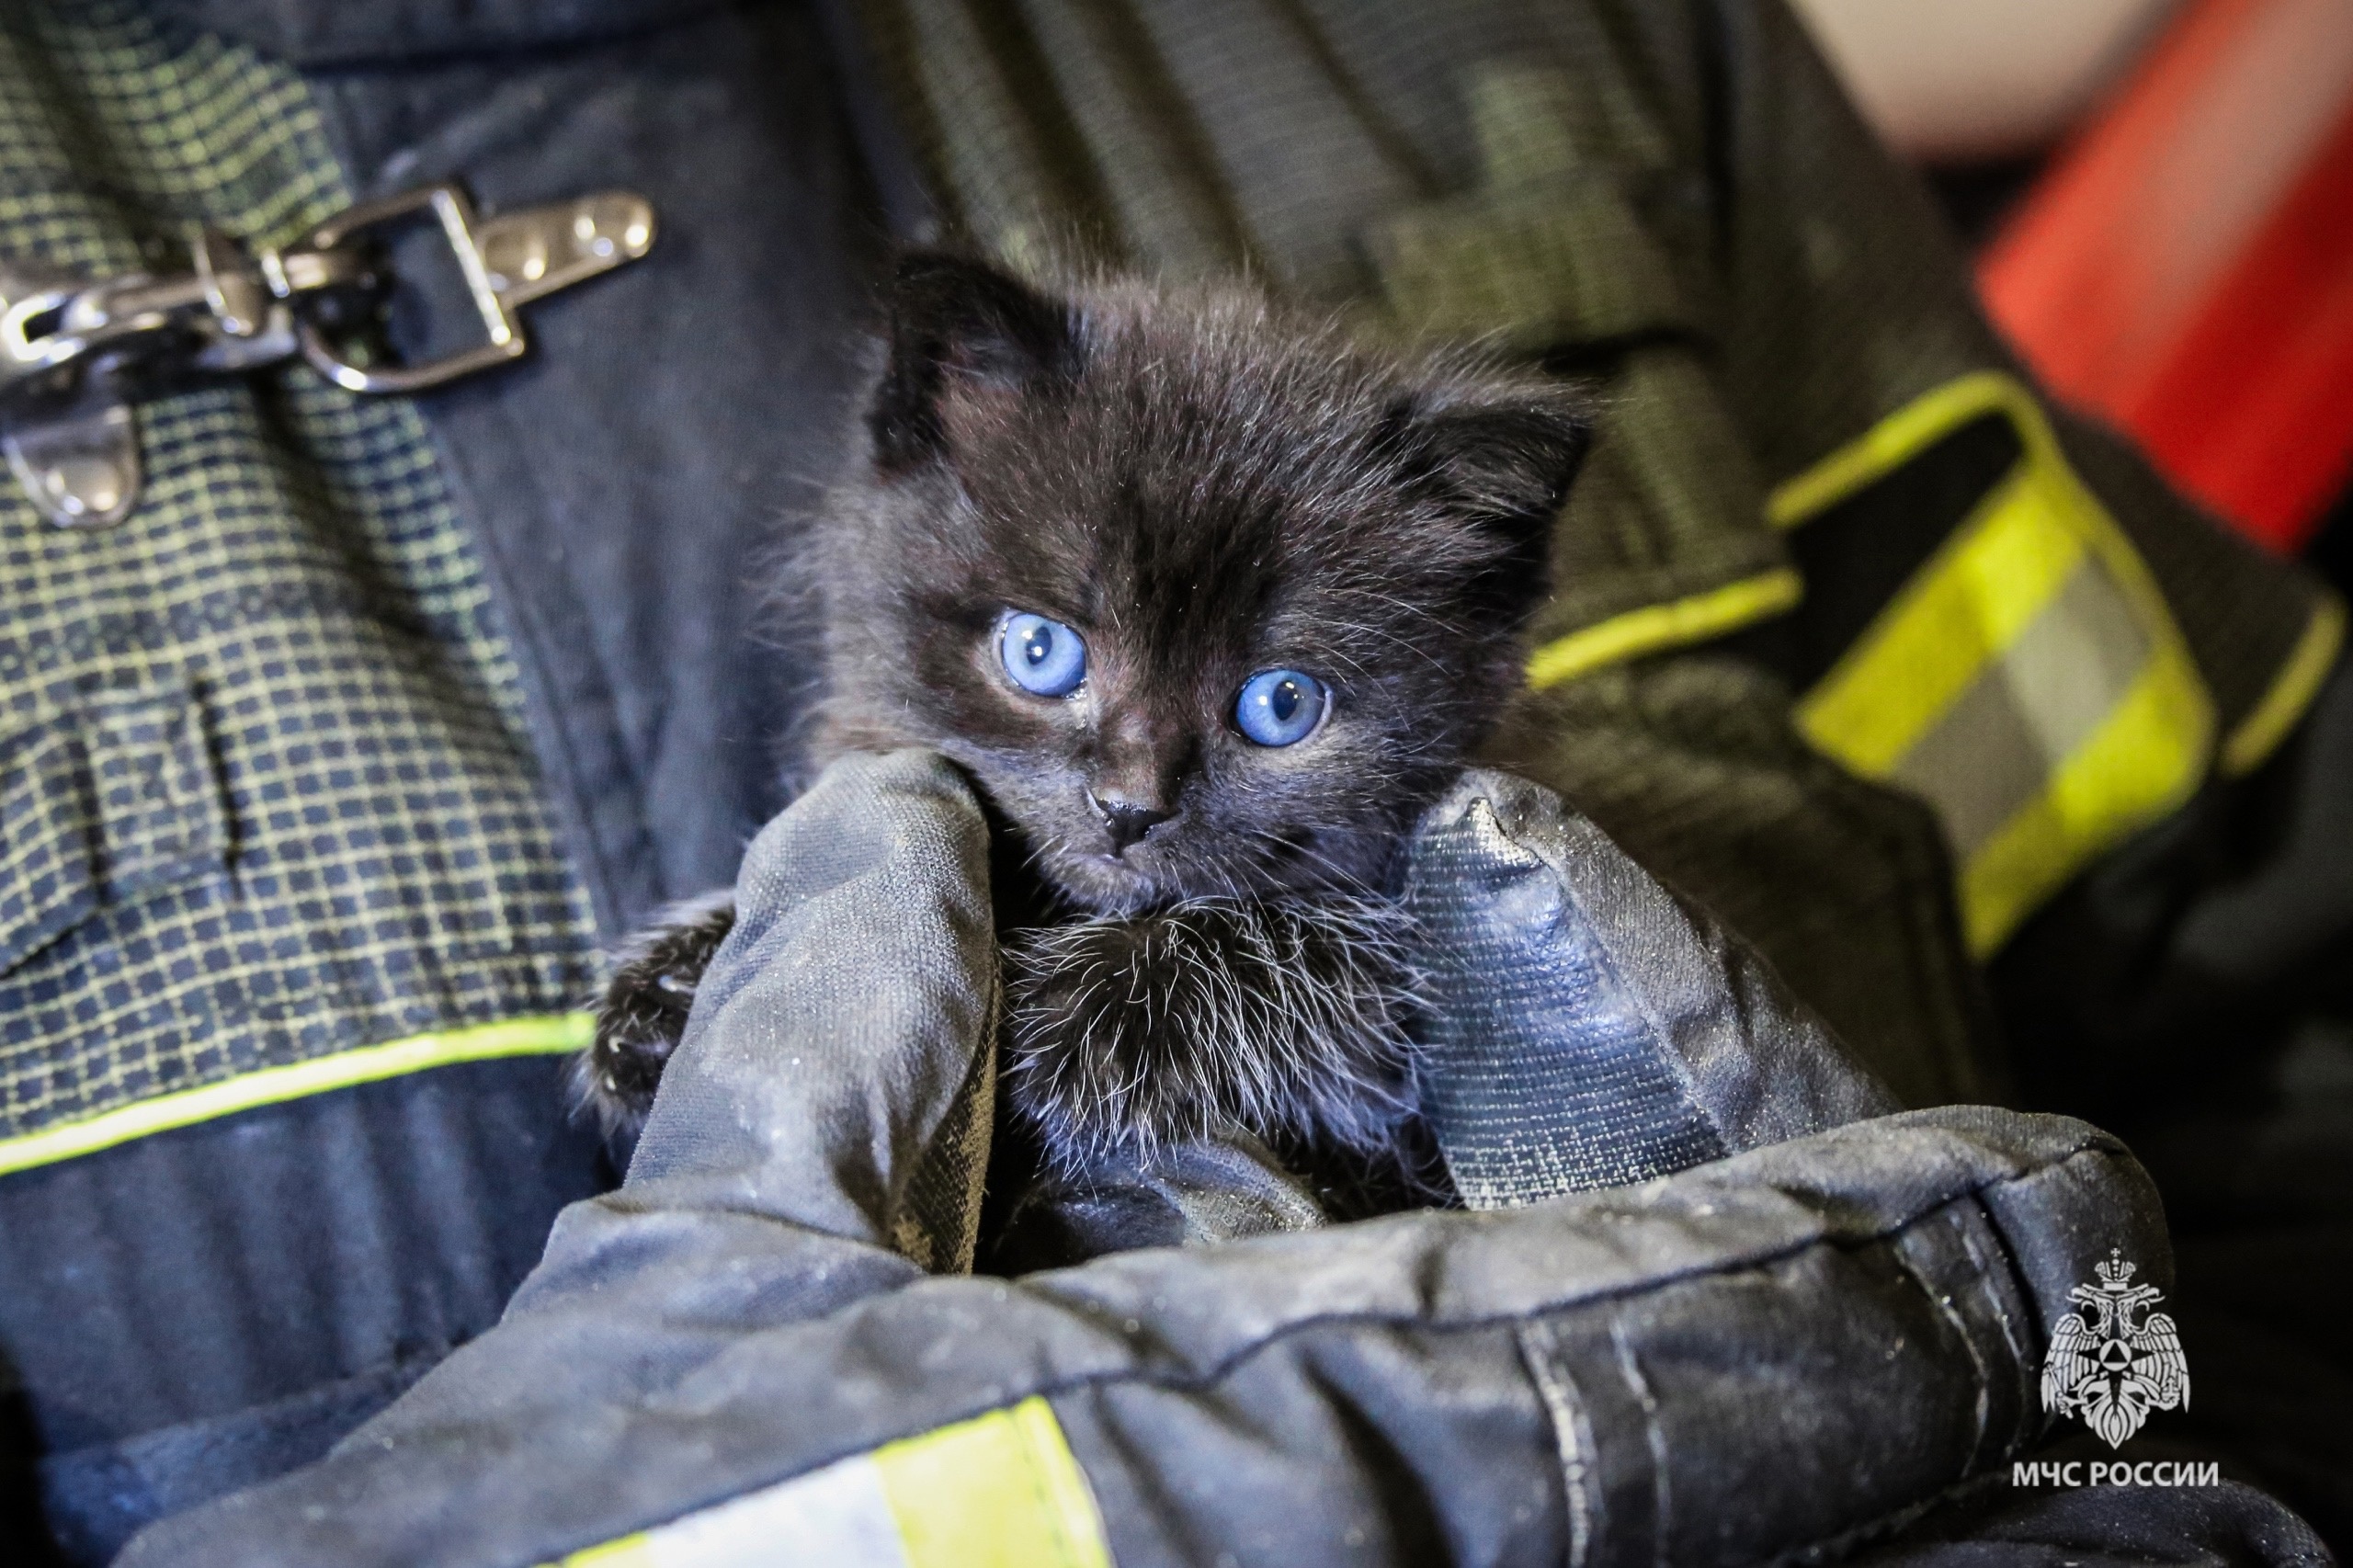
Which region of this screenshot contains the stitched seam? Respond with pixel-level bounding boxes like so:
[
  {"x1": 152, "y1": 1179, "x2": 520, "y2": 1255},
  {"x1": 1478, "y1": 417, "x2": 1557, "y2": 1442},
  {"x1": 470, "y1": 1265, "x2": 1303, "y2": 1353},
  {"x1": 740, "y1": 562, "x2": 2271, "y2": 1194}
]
[
  {"x1": 1610, "y1": 1312, "x2": 1671, "y2": 1567},
  {"x1": 1516, "y1": 1316, "x2": 1597, "y2": 1568}
]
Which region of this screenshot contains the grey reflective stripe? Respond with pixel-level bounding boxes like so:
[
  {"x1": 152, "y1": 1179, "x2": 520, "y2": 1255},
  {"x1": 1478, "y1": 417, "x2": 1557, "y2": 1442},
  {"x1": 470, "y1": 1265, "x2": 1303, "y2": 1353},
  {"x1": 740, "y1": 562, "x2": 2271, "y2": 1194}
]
[
  {"x1": 1891, "y1": 559, "x2": 2154, "y2": 862},
  {"x1": 574, "y1": 1452, "x2": 910, "y2": 1566},
  {"x1": 552, "y1": 1398, "x2": 1111, "y2": 1568}
]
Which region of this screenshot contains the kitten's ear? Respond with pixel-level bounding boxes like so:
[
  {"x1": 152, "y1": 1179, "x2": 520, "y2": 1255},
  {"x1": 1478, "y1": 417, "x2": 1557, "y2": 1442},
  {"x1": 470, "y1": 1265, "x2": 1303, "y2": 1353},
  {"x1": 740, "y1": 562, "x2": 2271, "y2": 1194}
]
[
  {"x1": 870, "y1": 251, "x2": 1081, "y2": 472},
  {"x1": 1395, "y1": 393, "x2": 1592, "y2": 619}
]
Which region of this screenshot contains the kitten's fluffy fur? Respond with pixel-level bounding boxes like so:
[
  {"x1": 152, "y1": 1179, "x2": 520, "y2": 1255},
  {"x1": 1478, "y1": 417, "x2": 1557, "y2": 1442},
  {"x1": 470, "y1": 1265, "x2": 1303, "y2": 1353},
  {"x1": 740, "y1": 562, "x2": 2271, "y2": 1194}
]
[{"x1": 583, "y1": 253, "x2": 1587, "y2": 1177}]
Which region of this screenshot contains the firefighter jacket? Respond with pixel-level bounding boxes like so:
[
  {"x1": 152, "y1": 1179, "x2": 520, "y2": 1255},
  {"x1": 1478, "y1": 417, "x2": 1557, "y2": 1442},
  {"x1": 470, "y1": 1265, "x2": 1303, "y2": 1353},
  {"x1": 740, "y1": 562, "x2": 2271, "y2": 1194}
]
[{"x1": 0, "y1": 0, "x2": 2338, "y2": 1561}]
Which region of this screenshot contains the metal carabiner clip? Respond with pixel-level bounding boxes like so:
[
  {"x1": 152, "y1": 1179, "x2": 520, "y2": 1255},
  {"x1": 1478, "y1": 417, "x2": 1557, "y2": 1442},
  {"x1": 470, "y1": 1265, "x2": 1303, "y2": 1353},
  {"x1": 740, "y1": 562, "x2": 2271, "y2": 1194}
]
[
  {"x1": 297, "y1": 184, "x2": 654, "y2": 394},
  {"x1": 0, "y1": 183, "x2": 655, "y2": 527}
]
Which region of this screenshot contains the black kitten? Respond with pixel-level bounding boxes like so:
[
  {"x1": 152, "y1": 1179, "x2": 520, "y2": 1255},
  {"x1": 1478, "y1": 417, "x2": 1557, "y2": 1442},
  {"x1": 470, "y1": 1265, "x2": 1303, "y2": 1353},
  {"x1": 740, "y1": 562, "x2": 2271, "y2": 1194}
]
[{"x1": 579, "y1": 253, "x2": 1588, "y2": 1176}]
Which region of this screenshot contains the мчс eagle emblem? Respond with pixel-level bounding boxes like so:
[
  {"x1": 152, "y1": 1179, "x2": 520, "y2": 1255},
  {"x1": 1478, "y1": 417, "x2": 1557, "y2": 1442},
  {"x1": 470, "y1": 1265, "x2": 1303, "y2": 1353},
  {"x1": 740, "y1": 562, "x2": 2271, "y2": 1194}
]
[{"x1": 2040, "y1": 1250, "x2": 2190, "y2": 1449}]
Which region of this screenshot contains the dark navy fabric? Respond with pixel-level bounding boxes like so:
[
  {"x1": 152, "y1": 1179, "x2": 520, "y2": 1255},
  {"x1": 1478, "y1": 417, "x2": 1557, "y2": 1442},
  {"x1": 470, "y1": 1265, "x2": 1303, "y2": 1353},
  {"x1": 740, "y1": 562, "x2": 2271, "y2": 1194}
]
[
  {"x1": 0, "y1": 1054, "x2": 610, "y2": 1563},
  {"x1": 149, "y1": 0, "x2": 722, "y2": 66},
  {"x1": 36, "y1": 1349, "x2": 438, "y2": 1567},
  {"x1": 296, "y1": 0, "x2": 894, "y2": 938}
]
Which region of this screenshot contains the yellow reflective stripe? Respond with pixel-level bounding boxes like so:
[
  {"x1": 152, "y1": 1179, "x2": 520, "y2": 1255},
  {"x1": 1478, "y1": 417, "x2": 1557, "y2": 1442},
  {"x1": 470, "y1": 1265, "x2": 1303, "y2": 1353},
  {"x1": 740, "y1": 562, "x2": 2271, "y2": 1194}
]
[
  {"x1": 1767, "y1": 369, "x2": 2025, "y2": 527},
  {"x1": 557, "y1": 1535, "x2": 655, "y2": 1567},
  {"x1": 1797, "y1": 469, "x2": 2084, "y2": 775},
  {"x1": 1774, "y1": 370, "x2": 2215, "y2": 955},
  {"x1": 876, "y1": 1397, "x2": 1112, "y2": 1568},
  {"x1": 551, "y1": 1398, "x2": 1112, "y2": 1568},
  {"x1": 0, "y1": 1013, "x2": 593, "y2": 1178},
  {"x1": 1775, "y1": 373, "x2": 2200, "y2": 709},
  {"x1": 1525, "y1": 568, "x2": 1802, "y2": 688},
  {"x1": 2220, "y1": 592, "x2": 2347, "y2": 777}
]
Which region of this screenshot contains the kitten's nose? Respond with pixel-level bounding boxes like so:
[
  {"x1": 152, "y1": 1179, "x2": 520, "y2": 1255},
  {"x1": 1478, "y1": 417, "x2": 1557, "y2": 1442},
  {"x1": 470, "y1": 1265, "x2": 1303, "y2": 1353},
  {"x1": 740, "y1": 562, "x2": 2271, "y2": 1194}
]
[{"x1": 1087, "y1": 791, "x2": 1172, "y2": 856}]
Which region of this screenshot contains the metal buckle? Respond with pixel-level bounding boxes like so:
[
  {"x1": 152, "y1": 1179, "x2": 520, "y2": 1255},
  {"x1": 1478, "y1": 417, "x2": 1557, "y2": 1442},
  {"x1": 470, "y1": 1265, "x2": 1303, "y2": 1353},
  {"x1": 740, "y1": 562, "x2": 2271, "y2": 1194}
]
[
  {"x1": 295, "y1": 185, "x2": 517, "y2": 393},
  {"x1": 4, "y1": 374, "x2": 139, "y2": 528},
  {"x1": 0, "y1": 185, "x2": 654, "y2": 526},
  {"x1": 297, "y1": 185, "x2": 654, "y2": 394}
]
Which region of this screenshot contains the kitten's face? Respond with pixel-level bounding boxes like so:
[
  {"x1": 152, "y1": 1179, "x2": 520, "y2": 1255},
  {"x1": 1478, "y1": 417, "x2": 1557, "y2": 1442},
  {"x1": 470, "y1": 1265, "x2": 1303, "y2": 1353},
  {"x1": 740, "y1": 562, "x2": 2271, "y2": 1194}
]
[{"x1": 817, "y1": 256, "x2": 1587, "y2": 915}]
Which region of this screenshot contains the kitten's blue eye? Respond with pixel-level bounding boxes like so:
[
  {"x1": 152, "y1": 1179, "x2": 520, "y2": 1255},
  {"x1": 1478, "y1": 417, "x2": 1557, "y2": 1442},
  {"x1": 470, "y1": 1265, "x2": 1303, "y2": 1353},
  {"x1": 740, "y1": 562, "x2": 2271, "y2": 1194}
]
[
  {"x1": 999, "y1": 611, "x2": 1087, "y2": 697},
  {"x1": 1234, "y1": 669, "x2": 1328, "y2": 746}
]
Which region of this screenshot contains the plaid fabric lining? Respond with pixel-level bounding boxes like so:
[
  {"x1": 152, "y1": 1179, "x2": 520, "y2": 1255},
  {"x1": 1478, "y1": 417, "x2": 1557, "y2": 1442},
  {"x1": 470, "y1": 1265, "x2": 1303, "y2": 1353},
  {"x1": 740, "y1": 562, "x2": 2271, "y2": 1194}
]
[{"x1": 0, "y1": 1, "x2": 598, "y2": 1142}]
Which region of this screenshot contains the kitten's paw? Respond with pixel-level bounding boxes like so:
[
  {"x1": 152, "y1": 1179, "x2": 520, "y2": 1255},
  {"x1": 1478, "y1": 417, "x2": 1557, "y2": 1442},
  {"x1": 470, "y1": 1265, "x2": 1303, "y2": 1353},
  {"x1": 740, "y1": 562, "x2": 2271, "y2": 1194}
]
[
  {"x1": 573, "y1": 892, "x2": 739, "y2": 1135},
  {"x1": 1001, "y1": 897, "x2": 1417, "y2": 1173}
]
